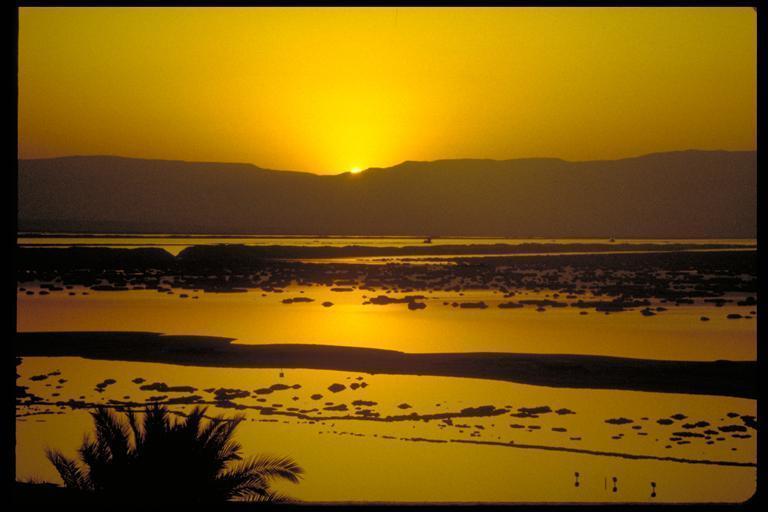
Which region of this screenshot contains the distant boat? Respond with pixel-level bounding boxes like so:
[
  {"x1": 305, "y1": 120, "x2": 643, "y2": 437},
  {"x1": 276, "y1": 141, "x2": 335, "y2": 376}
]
[{"x1": 423, "y1": 237, "x2": 433, "y2": 244}]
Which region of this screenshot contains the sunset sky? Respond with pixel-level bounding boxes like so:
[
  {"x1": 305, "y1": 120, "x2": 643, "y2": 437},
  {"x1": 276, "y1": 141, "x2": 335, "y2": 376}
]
[{"x1": 18, "y1": 7, "x2": 756, "y2": 174}]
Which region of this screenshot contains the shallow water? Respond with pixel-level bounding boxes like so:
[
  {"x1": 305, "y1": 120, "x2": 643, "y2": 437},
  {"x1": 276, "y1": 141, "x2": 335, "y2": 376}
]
[
  {"x1": 16, "y1": 357, "x2": 756, "y2": 503},
  {"x1": 16, "y1": 285, "x2": 756, "y2": 360},
  {"x1": 15, "y1": 241, "x2": 757, "y2": 502}
]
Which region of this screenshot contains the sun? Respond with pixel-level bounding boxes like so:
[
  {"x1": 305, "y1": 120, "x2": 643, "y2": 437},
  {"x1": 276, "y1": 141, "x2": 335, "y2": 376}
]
[{"x1": 349, "y1": 166, "x2": 363, "y2": 174}]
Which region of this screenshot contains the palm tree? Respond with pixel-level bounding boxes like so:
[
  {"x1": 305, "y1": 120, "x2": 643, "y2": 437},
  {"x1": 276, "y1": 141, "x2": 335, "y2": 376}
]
[{"x1": 45, "y1": 404, "x2": 303, "y2": 503}]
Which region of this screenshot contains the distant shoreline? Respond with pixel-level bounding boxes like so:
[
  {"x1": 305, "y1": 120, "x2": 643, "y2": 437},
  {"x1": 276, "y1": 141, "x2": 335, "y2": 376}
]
[
  {"x1": 16, "y1": 332, "x2": 756, "y2": 399},
  {"x1": 16, "y1": 243, "x2": 757, "y2": 266},
  {"x1": 17, "y1": 232, "x2": 758, "y2": 241}
]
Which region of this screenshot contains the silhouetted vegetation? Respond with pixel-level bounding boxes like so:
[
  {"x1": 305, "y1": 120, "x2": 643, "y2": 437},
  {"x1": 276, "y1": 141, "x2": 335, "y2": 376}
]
[{"x1": 45, "y1": 404, "x2": 303, "y2": 503}]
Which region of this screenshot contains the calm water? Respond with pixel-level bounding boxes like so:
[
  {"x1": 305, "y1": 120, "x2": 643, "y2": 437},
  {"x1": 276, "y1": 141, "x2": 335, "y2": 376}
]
[
  {"x1": 16, "y1": 357, "x2": 756, "y2": 503},
  {"x1": 16, "y1": 284, "x2": 756, "y2": 360},
  {"x1": 16, "y1": 237, "x2": 757, "y2": 502}
]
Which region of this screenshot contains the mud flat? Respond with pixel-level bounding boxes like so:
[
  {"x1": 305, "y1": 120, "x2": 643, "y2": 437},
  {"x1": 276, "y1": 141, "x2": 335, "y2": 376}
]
[{"x1": 17, "y1": 332, "x2": 755, "y2": 398}]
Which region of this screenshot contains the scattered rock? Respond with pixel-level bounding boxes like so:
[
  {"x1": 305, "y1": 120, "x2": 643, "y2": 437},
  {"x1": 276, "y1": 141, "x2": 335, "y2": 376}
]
[
  {"x1": 282, "y1": 297, "x2": 315, "y2": 304},
  {"x1": 605, "y1": 417, "x2": 634, "y2": 425},
  {"x1": 459, "y1": 301, "x2": 488, "y2": 309},
  {"x1": 139, "y1": 382, "x2": 197, "y2": 393}
]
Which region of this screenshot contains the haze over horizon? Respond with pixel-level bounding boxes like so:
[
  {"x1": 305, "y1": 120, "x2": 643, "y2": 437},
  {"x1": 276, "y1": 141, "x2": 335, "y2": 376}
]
[{"x1": 19, "y1": 7, "x2": 755, "y2": 174}]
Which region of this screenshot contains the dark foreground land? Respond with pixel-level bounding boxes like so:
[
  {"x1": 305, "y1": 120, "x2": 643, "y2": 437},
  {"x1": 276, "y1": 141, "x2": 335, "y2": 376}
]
[
  {"x1": 17, "y1": 332, "x2": 756, "y2": 399},
  {"x1": 13, "y1": 481, "x2": 313, "y2": 507}
]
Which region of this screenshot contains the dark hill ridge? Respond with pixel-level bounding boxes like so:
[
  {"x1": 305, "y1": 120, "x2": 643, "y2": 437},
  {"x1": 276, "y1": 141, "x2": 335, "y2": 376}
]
[{"x1": 18, "y1": 150, "x2": 756, "y2": 237}]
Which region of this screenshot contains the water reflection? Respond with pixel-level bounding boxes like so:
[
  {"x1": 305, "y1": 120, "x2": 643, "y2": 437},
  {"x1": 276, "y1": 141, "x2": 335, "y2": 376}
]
[
  {"x1": 15, "y1": 242, "x2": 757, "y2": 502},
  {"x1": 15, "y1": 357, "x2": 756, "y2": 503},
  {"x1": 16, "y1": 286, "x2": 756, "y2": 360}
]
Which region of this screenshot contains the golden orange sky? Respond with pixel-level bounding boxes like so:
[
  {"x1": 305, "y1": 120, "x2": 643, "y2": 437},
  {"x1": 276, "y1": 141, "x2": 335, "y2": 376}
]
[{"x1": 18, "y1": 7, "x2": 756, "y2": 174}]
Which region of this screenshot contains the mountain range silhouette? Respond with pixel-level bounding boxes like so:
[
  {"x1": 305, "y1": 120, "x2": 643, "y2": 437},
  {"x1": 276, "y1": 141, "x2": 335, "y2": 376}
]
[{"x1": 18, "y1": 150, "x2": 755, "y2": 237}]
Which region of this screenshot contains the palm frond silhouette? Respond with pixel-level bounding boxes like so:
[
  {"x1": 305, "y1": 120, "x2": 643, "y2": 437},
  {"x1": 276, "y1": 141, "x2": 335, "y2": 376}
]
[{"x1": 45, "y1": 404, "x2": 303, "y2": 502}]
